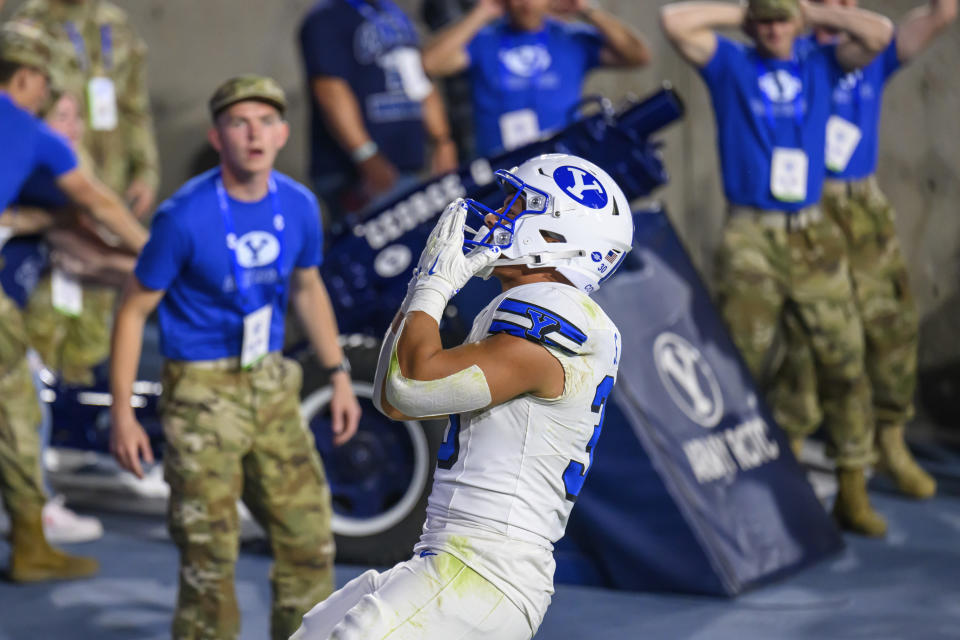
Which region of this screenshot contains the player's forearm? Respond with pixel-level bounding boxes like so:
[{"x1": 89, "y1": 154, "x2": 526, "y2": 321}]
[
  {"x1": 395, "y1": 311, "x2": 445, "y2": 381},
  {"x1": 109, "y1": 283, "x2": 148, "y2": 422},
  {"x1": 805, "y1": 3, "x2": 893, "y2": 53},
  {"x1": 582, "y1": 6, "x2": 652, "y2": 67}
]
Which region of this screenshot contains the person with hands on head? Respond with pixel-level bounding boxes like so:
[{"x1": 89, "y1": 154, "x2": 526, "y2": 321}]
[
  {"x1": 769, "y1": 0, "x2": 957, "y2": 502},
  {"x1": 422, "y1": 0, "x2": 652, "y2": 156},
  {"x1": 294, "y1": 153, "x2": 632, "y2": 640},
  {"x1": 661, "y1": 0, "x2": 893, "y2": 536},
  {"x1": 299, "y1": 0, "x2": 458, "y2": 223},
  {"x1": 0, "y1": 19, "x2": 146, "y2": 584},
  {"x1": 108, "y1": 75, "x2": 360, "y2": 640}
]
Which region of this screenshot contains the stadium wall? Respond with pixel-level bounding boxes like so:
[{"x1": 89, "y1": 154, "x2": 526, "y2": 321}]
[{"x1": 3, "y1": 0, "x2": 957, "y2": 372}]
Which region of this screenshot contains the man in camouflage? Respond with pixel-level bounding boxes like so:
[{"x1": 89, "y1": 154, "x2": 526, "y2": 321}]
[
  {"x1": 661, "y1": 0, "x2": 894, "y2": 535},
  {"x1": 109, "y1": 76, "x2": 361, "y2": 640},
  {"x1": 769, "y1": 0, "x2": 956, "y2": 500},
  {"x1": 12, "y1": 0, "x2": 159, "y2": 386},
  {"x1": 0, "y1": 20, "x2": 147, "y2": 581}
]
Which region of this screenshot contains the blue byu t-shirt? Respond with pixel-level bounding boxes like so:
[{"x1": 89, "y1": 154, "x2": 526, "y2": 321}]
[
  {"x1": 134, "y1": 169, "x2": 323, "y2": 361},
  {"x1": 0, "y1": 92, "x2": 77, "y2": 212},
  {"x1": 700, "y1": 36, "x2": 843, "y2": 211},
  {"x1": 299, "y1": 0, "x2": 425, "y2": 181},
  {"x1": 816, "y1": 37, "x2": 901, "y2": 180},
  {"x1": 467, "y1": 18, "x2": 603, "y2": 156}
]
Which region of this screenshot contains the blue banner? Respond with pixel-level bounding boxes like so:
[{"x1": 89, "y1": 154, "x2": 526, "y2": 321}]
[{"x1": 560, "y1": 208, "x2": 843, "y2": 595}]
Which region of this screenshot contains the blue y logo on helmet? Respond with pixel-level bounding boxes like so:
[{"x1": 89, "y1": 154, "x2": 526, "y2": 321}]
[{"x1": 553, "y1": 166, "x2": 608, "y2": 209}]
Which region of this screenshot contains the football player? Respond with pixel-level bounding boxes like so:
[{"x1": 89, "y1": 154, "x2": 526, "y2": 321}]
[{"x1": 292, "y1": 153, "x2": 633, "y2": 640}]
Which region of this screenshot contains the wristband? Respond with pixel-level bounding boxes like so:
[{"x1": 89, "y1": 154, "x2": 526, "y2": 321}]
[
  {"x1": 406, "y1": 285, "x2": 451, "y2": 325},
  {"x1": 323, "y1": 358, "x2": 352, "y2": 377},
  {"x1": 351, "y1": 140, "x2": 379, "y2": 164}
]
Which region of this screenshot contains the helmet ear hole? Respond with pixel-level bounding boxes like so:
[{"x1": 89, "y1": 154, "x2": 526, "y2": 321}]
[{"x1": 540, "y1": 230, "x2": 567, "y2": 243}]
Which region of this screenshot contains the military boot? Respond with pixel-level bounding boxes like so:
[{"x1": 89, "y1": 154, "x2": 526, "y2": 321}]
[
  {"x1": 876, "y1": 425, "x2": 936, "y2": 499},
  {"x1": 832, "y1": 468, "x2": 887, "y2": 537},
  {"x1": 8, "y1": 508, "x2": 99, "y2": 582}
]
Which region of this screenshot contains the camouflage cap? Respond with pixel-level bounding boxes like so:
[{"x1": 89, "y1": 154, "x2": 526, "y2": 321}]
[
  {"x1": 208, "y1": 75, "x2": 287, "y2": 119},
  {"x1": 0, "y1": 19, "x2": 51, "y2": 72},
  {"x1": 745, "y1": 0, "x2": 801, "y2": 21}
]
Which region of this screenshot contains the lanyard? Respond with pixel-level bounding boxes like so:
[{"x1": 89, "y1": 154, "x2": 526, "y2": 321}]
[
  {"x1": 498, "y1": 28, "x2": 550, "y2": 103},
  {"x1": 755, "y1": 55, "x2": 804, "y2": 148},
  {"x1": 215, "y1": 172, "x2": 286, "y2": 314},
  {"x1": 841, "y1": 69, "x2": 863, "y2": 123},
  {"x1": 343, "y1": 0, "x2": 413, "y2": 48},
  {"x1": 64, "y1": 22, "x2": 113, "y2": 72}
]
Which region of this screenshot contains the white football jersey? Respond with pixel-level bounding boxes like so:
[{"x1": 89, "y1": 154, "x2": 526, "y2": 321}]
[{"x1": 414, "y1": 281, "x2": 621, "y2": 633}]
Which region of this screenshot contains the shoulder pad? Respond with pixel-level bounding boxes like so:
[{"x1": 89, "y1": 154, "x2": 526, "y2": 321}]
[{"x1": 488, "y1": 290, "x2": 589, "y2": 356}]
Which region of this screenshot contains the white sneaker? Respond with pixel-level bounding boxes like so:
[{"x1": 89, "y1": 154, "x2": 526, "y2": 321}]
[{"x1": 42, "y1": 495, "x2": 104, "y2": 544}]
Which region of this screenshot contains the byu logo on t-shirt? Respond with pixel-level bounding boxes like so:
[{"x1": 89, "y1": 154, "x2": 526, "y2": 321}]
[
  {"x1": 553, "y1": 165, "x2": 608, "y2": 209},
  {"x1": 758, "y1": 70, "x2": 802, "y2": 103},
  {"x1": 499, "y1": 45, "x2": 551, "y2": 78},
  {"x1": 236, "y1": 231, "x2": 280, "y2": 268}
]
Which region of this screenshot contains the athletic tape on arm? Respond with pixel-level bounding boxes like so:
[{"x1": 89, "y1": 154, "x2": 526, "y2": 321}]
[
  {"x1": 372, "y1": 319, "x2": 401, "y2": 415},
  {"x1": 377, "y1": 318, "x2": 492, "y2": 418}
]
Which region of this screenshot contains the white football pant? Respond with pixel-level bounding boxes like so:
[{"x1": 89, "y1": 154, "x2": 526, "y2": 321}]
[{"x1": 291, "y1": 551, "x2": 531, "y2": 640}]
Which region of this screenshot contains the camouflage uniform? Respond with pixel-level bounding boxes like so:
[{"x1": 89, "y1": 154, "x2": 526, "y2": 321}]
[
  {"x1": 12, "y1": 0, "x2": 159, "y2": 383},
  {"x1": 715, "y1": 206, "x2": 874, "y2": 468},
  {"x1": 24, "y1": 270, "x2": 115, "y2": 385},
  {"x1": 771, "y1": 177, "x2": 918, "y2": 437},
  {"x1": 13, "y1": 0, "x2": 159, "y2": 195},
  {"x1": 0, "y1": 288, "x2": 46, "y2": 522},
  {"x1": 161, "y1": 353, "x2": 335, "y2": 640},
  {"x1": 0, "y1": 19, "x2": 51, "y2": 526}
]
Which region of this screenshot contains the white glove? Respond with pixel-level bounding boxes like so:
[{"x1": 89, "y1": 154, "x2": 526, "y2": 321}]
[{"x1": 405, "y1": 198, "x2": 500, "y2": 323}]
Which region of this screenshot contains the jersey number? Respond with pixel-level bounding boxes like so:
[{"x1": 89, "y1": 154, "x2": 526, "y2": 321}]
[
  {"x1": 562, "y1": 376, "x2": 614, "y2": 501},
  {"x1": 437, "y1": 414, "x2": 462, "y2": 470}
]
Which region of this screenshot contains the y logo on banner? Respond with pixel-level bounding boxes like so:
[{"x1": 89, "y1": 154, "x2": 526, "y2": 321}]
[{"x1": 653, "y1": 332, "x2": 723, "y2": 428}]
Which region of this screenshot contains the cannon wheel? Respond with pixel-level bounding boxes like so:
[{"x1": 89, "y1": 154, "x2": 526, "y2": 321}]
[{"x1": 299, "y1": 338, "x2": 445, "y2": 565}]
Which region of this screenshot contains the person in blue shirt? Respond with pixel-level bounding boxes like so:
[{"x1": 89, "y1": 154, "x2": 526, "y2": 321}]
[
  {"x1": 0, "y1": 20, "x2": 147, "y2": 584},
  {"x1": 422, "y1": 0, "x2": 652, "y2": 157},
  {"x1": 771, "y1": 0, "x2": 957, "y2": 501},
  {"x1": 108, "y1": 75, "x2": 361, "y2": 640},
  {"x1": 299, "y1": 0, "x2": 458, "y2": 223},
  {"x1": 661, "y1": 0, "x2": 894, "y2": 536}
]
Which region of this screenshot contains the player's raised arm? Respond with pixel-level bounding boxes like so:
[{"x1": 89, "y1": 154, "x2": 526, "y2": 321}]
[{"x1": 373, "y1": 199, "x2": 564, "y2": 421}]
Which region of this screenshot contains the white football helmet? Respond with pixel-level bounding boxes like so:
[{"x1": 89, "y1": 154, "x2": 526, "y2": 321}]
[{"x1": 464, "y1": 153, "x2": 633, "y2": 294}]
